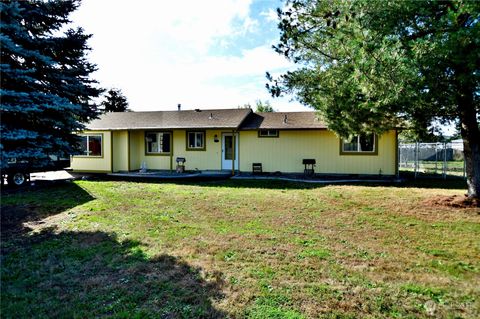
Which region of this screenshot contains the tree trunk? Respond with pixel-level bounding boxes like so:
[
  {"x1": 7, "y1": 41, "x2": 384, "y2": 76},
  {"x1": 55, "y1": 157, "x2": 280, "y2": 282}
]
[
  {"x1": 458, "y1": 84, "x2": 480, "y2": 199},
  {"x1": 462, "y1": 127, "x2": 480, "y2": 199}
]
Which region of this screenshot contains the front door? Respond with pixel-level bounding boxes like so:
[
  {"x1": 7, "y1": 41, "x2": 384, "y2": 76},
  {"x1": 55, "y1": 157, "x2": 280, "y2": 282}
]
[{"x1": 222, "y1": 133, "x2": 238, "y2": 170}]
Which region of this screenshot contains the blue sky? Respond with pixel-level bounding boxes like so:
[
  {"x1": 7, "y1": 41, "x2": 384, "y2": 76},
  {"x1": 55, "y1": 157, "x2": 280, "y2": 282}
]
[{"x1": 71, "y1": 0, "x2": 307, "y2": 112}]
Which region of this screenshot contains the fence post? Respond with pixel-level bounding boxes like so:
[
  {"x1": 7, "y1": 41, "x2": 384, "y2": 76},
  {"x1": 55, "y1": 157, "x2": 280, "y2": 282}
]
[
  {"x1": 414, "y1": 142, "x2": 418, "y2": 179},
  {"x1": 443, "y1": 142, "x2": 447, "y2": 179},
  {"x1": 397, "y1": 143, "x2": 400, "y2": 179}
]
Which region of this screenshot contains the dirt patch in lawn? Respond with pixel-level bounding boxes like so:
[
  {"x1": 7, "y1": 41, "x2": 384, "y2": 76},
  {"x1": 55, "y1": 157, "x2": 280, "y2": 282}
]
[
  {"x1": 423, "y1": 195, "x2": 480, "y2": 209},
  {"x1": 1, "y1": 204, "x2": 41, "y2": 235}
]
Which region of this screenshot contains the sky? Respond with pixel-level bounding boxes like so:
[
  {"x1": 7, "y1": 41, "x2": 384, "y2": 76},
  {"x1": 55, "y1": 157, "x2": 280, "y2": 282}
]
[{"x1": 70, "y1": 0, "x2": 308, "y2": 112}]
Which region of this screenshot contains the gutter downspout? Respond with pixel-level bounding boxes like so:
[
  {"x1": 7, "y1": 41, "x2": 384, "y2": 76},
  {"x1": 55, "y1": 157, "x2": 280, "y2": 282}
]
[
  {"x1": 170, "y1": 131, "x2": 174, "y2": 172},
  {"x1": 110, "y1": 131, "x2": 114, "y2": 173},
  {"x1": 395, "y1": 129, "x2": 399, "y2": 178},
  {"x1": 127, "y1": 131, "x2": 131, "y2": 172},
  {"x1": 232, "y1": 130, "x2": 235, "y2": 176}
]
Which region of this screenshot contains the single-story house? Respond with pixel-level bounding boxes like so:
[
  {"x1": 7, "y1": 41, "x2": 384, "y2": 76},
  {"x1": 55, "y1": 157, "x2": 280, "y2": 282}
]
[{"x1": 71, "y1": 108, "x2": 398, "y2": 176}]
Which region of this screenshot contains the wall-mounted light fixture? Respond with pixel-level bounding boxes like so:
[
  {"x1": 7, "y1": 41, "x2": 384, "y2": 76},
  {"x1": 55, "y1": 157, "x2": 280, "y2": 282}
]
[{"x1": 214, "y1": 134, "x2": 219, "y2": 143}]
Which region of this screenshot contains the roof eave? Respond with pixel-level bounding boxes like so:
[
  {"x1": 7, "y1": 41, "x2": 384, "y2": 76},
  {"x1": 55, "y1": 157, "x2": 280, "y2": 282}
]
[
  {"x1": 239, "y1": 127, "x2": 328, "y2": 130},
  {"x1": 84, "y1": 126, "x2": 244, "y2": 131}
]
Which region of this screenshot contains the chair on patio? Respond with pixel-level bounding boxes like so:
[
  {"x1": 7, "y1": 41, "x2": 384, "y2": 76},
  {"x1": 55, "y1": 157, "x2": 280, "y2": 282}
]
[
  {"x1": 176, "y1": 157, "x2": 186, "y2": 173},
  {"x1": 252, "y1": 163, "x2": 262, "y2": 175},
  {"x1": 302, "y1": 159, "x2": 316, "y2": 177}
]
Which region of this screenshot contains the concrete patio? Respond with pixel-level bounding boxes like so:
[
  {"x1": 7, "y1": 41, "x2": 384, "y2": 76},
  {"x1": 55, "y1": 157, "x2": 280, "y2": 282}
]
[{"x1": 107, "y1": 170, "x2": 232, "y2": 181}]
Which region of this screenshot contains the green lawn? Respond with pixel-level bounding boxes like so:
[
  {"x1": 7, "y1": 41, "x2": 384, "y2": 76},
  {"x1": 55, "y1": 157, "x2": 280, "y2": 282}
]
[{"x1": 1, "y1": 179, "x2": 479, "y2": 318}]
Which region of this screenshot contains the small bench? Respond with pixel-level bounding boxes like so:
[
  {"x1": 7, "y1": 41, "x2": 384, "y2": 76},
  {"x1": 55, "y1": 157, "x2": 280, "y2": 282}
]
[
  {"x1": 302, "y1": 159, "x2": 316, "y2": 177},
  {"x1": 252, "y1": 163, "x2": 262, "y2": 174}
]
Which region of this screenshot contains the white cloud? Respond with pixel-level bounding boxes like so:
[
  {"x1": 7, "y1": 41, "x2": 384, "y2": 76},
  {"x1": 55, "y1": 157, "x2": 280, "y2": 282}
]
[
  {"x1": 239, "y1": 16, "x2": 259, "y2": 35},
  {"x1": 260, "y1": 8, "x2": 278, "y2": 23},
  {"x1": 70, "y1": 0, "x2": 307, "y2": 112}
]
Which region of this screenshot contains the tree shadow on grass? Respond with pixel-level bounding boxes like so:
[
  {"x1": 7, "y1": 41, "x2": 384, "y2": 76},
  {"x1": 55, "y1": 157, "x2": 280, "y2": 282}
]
[
  {"x1": 1, "y1": 228, "x2": 227, "y2": 318},
  {"x1": 398, "y1": 178, "x2": 467, "y2": 190},
  {"x1": 1, "y1": 181, "x2": 95, "y2": 238}
]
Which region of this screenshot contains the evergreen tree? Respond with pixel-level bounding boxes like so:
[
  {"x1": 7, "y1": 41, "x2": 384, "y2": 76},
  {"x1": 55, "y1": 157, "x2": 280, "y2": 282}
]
[
  {"x1": 0, "y1": 0, "x2": 102, "y2": 168},
  {"x1": 255, "y1": 100, "x2": 275, "y2": 112},
  {"x1": 101, "y1": 88, "x2": 130, "y2": 113},
  {"x1": 268, "y1": 0, "x2": 480, "y2": 198}
]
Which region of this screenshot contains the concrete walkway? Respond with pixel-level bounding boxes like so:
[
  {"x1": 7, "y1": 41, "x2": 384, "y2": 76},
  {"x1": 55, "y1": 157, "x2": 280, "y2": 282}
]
[
  {"x1": 108, "y1": 170, "x2": 232, "y2": 180},
  {"x1": 101, "y1": 170, "x2": 401, "y2": 184},
  {"x1": 232, "y1": 174, "x2": 402, "y2": 184},
  {"x1": 28, "y1": 170, "x2": 400, "y2": 185},
  {"x1": 30, "y1": 170, "x2": 75, "y2": 182}
]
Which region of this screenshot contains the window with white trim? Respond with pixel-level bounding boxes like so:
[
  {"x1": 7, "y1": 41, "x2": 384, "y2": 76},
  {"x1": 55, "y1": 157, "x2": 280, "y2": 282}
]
[
  {"x1": 79, "y1": 134, "x2": 102, "y2": 156},
  {"x1": 187, "y1": 131, "x2": 205, "y2": 150},
  {"x1": 342, "y1": 134, "x2": 375, "y2": 153},
  {"x1": 145, "y1": 132, "x2": 171, "y2": 154}
]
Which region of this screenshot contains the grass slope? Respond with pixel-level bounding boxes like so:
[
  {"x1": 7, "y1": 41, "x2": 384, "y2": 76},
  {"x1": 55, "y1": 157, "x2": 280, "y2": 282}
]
[{"x1": 1, "y1": 179, "x2": 479, "y2": 318}]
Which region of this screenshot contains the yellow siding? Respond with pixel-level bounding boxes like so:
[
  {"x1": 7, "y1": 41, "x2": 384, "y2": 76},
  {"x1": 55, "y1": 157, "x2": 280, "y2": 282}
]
[
  {"x1": 126, "y1": 129, "x2": 224, "y2": 171},
  {"x1": 239, "y1": 130, "x2": 397, "y2": 175},
  {"x1": 173, "y1": 129, "x2": 223, "y2": 171},
  {"x1": 128, "y1": 130, "x2": 171, "y2": 171},
  {"x1": 142, "y1": 152, "x2": 171, "y2": 170},
  {"x1": 129, "y1": 130, "x2": 142, "y2": 171},
  {"x1": 71, "y1": 129, "x2": 397, "y2": 175},
  {"x1": 71, "y1": 131, "x2": 112, "y2": 172},
  {"x1": 112, "y1": 131, "x2": 129, "y2": 172}
]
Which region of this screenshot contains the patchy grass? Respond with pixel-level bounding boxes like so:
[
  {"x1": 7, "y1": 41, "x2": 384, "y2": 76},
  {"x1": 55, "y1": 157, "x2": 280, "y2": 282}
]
[{"x1": 1, "y1": 179, "x2": 479, "y2": 318}]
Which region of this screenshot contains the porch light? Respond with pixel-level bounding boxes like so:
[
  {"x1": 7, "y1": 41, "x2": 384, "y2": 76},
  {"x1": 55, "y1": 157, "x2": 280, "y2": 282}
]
[{"x1": 214, "y1": 134, "x2": 219, "y2": 143}]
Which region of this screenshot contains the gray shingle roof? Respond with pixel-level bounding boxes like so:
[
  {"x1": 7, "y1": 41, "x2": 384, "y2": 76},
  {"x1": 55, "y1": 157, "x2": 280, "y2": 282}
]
[
  {"x1": 240, "y1": 112, "x2": 327, "y2": 130},
  {"x1": 85, "y1": 109, "x2": 328, "y2": 131},
  {"x1": 86, "y1": 108, "x2": 252, "y2": 130}
]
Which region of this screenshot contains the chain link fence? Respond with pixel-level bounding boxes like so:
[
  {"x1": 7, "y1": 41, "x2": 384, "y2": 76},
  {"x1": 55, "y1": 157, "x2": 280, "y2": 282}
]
[{"x1": 399, "y1": 141, "x2": 466, "y2": 179}]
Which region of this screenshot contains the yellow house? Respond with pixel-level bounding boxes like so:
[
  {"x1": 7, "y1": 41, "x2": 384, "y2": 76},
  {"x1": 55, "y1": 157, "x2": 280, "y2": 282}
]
[{"x1": 71, "y1": 108, "x2": 398, "y2": 176}]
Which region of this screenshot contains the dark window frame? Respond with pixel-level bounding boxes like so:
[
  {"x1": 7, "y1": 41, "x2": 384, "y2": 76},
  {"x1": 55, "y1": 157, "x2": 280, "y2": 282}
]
[
  {"x1": 186, "y1": 130, "x2": 206, "y2": 151},
  {"x1": 258, "y1": 129, "x2": 279, "y2": 138},
  {"x1": 145, "y1": 131, "x2": 172, "y2": 156},
  {"x1": 340, "y1": 134, "x2": 378, "y2": 155}
]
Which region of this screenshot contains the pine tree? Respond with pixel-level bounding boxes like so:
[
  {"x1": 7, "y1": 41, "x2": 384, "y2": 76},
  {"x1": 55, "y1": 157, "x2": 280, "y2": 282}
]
[
  {"x1": 0, "y1": 0, "x2": 102, "y2": 168},
  {"x1": 101, "y1": 88, "x2": 130, "y2": 113},
  {"x1": 269, "y1": 0, "x2": 480, "y2": 199}
]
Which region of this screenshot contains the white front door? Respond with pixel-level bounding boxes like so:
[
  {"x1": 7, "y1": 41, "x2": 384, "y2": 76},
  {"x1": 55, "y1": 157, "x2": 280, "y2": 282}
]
[{"x1": 222, "y1": 133, "x2": 238, "y2": 170}]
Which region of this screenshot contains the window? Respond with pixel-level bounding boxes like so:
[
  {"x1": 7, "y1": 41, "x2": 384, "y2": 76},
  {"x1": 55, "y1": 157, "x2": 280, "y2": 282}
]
[
  {"x1": 145, "y1": 132, "x2": 171, "y2": 154},
  {"x1": 79, "y1": 134, "x2": 102, "y2": 156},
  {"x1": 187, "y1": 131, "x2": 205, "y2": 150},
  {"x1": 258, "y1": 129, "x2": 279, "y2": 137},
  {"x1": 341, "y1": 134, "x2": 376, "y2": 154}
]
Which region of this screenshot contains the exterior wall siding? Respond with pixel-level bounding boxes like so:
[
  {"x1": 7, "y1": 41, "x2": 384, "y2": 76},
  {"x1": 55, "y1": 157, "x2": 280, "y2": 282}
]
[
  {"x1": 126, "y1": 129, "x2": 224, "y2": 171},
  {"x1": 239, "y1": 130, "x2": 396, "y2": 175},
  {"x1": 112, "y1": 131, "x2": 129, "y2": 172},
  {"x1": 71, "y1": 129, "x2": 397, "y2": 175},
  {"x1": 173, "y1": 129, "x2": 223, "y2": 171},
  {"x1": 129, "y1": 130, "x2": 142, "y2": 171},
  {"x1": 70, "y1": 130, "x2": 112, "y2": 172},
  {"x1": 138, "y1": 129, "x2": 171, "y2": 170}
]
